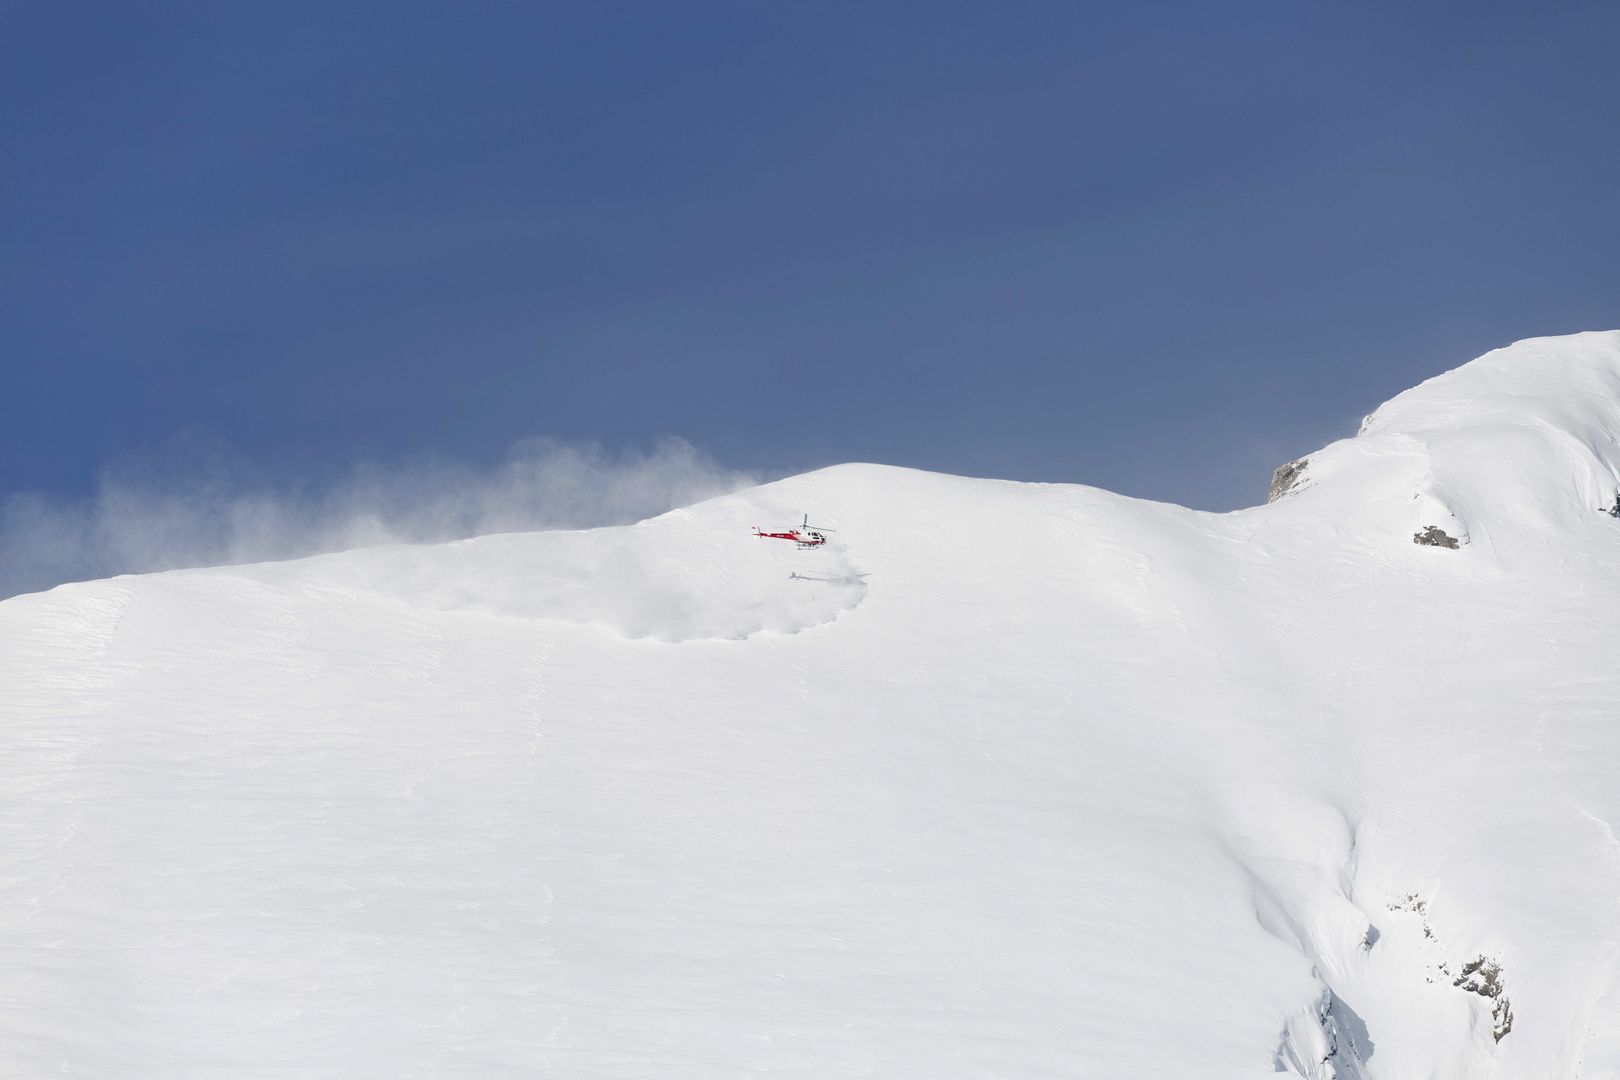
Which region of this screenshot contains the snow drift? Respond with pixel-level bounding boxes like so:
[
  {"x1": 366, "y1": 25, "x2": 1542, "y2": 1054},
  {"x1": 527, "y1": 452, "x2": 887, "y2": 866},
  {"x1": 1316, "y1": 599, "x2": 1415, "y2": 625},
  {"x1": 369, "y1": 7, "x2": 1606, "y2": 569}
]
[{"x1": 6, "y1": 331, "x2": 1620, "y2": 1078}]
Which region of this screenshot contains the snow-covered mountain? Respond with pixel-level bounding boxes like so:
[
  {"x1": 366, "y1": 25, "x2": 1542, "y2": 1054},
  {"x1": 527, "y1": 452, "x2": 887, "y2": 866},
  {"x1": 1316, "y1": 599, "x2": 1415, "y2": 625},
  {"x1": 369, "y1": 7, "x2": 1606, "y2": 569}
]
[{"x1": 7, "y1": 331, "x2": 1620, "y2": 1079}]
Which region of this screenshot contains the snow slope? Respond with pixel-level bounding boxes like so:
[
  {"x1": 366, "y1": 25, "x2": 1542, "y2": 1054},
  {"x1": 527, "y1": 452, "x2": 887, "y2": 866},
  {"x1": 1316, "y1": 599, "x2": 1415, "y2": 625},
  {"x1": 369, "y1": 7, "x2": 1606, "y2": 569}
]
[{"x1": 7, "y1": 331, "x2": 1620, "y2": 1078}]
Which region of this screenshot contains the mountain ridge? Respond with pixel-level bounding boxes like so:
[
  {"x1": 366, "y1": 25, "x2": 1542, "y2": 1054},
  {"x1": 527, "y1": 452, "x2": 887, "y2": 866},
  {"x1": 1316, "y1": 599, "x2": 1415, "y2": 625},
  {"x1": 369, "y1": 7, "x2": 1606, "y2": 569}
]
[{"x1": 6, "y1": 331, "x2": 1620, "y2": 1078}]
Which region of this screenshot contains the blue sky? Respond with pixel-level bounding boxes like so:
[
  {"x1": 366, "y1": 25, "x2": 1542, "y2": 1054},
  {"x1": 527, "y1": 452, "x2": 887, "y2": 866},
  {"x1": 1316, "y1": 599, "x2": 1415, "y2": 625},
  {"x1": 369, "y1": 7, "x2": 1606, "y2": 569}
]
[{"x1": 5, "y1": 1, "x2": 1620, "y2": 523}]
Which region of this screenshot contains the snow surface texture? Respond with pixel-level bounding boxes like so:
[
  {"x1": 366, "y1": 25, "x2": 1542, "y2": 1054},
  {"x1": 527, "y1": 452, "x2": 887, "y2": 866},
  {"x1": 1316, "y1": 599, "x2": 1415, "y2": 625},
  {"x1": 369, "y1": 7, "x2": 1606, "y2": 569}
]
[{"x1": 7, "y1": 331, "x2": 1620, "y2": 1078}]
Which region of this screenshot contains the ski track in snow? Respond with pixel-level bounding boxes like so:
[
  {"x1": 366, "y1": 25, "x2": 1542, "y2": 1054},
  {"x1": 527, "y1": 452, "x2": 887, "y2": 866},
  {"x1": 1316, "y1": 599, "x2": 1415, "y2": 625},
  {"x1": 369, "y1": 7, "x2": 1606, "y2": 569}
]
[{"x1": 6, "y1": 331, "x2": 1620, "y2": 1076}]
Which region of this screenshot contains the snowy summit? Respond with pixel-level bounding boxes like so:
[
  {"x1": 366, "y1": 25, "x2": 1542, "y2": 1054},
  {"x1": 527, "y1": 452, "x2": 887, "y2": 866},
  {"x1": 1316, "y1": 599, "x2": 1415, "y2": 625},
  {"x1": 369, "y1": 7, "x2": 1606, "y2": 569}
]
[{"x1": 7, "y1": 331, "x2": 1620, "y2": 1078}]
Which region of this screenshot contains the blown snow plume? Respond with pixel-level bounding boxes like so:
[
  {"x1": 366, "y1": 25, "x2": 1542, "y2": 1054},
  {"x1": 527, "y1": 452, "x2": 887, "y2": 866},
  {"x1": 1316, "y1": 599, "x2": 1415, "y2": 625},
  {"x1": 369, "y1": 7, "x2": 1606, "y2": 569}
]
[
  {"x1": 0, "y1": 437, "x2": 754, "y2": 599},
  {"x1": 5, "y1": 331, "x2": 1620, "y2": 1079}
]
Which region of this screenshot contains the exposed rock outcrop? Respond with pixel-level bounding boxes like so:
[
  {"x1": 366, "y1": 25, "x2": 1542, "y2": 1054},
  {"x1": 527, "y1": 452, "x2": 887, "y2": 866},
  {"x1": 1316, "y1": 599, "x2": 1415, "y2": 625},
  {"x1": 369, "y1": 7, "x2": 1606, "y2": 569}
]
[
  {"x1": 1413, "y1": 526, "x2": 1461, "y2": 549},
  {"x1": 1269, "y1": 458, "x2": 1310, "y2": 502},
  {"x1": 1451, "y1": 957, "x2": 1513, "y2": 1043}
]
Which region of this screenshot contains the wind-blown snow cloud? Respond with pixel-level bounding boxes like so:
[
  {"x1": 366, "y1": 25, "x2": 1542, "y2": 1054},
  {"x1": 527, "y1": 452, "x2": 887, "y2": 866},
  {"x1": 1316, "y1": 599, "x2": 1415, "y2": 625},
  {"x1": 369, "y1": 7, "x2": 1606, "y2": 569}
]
[{"x1": 0, "y1": 438, "x2": 756, "y2": 599}]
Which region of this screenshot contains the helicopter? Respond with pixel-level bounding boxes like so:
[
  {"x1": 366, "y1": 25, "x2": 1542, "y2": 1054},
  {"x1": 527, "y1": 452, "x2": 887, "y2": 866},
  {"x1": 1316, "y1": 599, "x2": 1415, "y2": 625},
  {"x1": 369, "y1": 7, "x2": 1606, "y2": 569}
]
[{"x1": 753, "y1": 514, "x2": 833, "y2": 549}]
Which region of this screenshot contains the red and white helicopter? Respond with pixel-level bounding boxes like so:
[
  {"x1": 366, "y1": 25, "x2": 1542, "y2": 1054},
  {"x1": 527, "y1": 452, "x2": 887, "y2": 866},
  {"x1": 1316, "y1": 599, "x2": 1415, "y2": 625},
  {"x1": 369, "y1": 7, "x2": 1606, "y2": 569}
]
[{"x1": 753, "y1": 514, "x2": 833, "y2": 549}]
